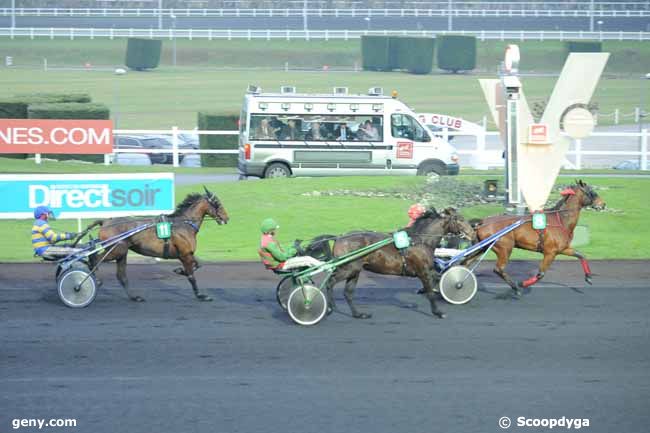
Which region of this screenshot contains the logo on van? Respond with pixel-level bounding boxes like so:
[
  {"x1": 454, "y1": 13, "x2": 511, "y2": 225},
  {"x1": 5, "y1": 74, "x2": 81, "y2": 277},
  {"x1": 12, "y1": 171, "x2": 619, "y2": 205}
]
[{"x1": 397, "y1": 142, "x2": 413, "y2": 159}]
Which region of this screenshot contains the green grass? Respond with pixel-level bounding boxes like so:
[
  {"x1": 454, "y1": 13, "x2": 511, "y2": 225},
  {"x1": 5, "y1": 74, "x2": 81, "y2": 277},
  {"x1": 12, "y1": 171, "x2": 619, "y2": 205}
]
[
  {"x1": 0, "y1": 68, "x2": 644, "y2": 129},
  {"x1": 0, "y1": 156, "x2": 236, "y2": 174},
  {"x1": 3, "y1": 38, "x2": 650, "y2": 74},
  {"x1": 1, "y1": 38, "x2": 648, "y2": 128},
  {"x1": 2, "y1": 175, "x2": 648, "y2": 262}
]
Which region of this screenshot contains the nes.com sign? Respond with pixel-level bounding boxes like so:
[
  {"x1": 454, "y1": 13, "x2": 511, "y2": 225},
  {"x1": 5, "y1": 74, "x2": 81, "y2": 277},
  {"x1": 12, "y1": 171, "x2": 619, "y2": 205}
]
[
  {"x1": 0, "y1": 119, "x2": 113, "y2": 154},
  {"x1": 0, "y1": 173, "x2": 175, "y2": 219}
]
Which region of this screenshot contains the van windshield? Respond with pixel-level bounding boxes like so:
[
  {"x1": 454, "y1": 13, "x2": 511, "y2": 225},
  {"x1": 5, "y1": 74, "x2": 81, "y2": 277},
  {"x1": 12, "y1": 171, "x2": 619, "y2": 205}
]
[{"x1": 249, "y1": 114, "x2": 383, "y2": 142}]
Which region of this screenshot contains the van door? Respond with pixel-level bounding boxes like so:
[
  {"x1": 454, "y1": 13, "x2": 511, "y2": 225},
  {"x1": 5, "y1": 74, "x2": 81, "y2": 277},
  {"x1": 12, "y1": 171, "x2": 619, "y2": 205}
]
[{"x1": 388, "y1": 113, "x2": 430, "y2": 174}]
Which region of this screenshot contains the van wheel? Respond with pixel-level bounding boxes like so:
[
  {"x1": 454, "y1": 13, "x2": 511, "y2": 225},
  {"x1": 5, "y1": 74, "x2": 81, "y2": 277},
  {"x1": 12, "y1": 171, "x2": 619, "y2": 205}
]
[
  {"x1": 417, "y1": 161, "x2": 446, "y2": 176},
  {"x1": 264, "y1": 162, "x2": 291, "y2": 178}
]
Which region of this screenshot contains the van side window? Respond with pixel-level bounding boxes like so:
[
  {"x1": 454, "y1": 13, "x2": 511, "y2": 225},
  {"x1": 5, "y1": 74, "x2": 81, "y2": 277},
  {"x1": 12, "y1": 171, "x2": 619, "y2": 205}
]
[
  {"x1": 391, "y1": 114, "x2": 430, "y2": 142},
  {"x1": 249, "y1": 114, "x2": 383, "y2": 142}
]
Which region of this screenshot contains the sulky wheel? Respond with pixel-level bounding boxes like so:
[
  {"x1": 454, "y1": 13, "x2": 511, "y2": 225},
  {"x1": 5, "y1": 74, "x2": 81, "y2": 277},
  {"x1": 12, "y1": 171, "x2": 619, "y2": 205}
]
[
  {"x1": 57, "y1": 264, "x2": 97, "y2": 308},
  {"x1": 439, "y1": 266, "x2": 478, "y2": 305},
  {"x1": 276, "y1": 275, "x2": 295, "y2": 311},
  {"x1": 287, "y1": 284, "x2": 328, "y2": 326}
]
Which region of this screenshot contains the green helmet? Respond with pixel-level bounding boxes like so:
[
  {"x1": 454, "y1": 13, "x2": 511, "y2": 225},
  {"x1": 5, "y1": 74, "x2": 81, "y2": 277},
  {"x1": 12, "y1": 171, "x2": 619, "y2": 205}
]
[{"x1": 260, "y1": 218, "x2": 280, "y2": 233}]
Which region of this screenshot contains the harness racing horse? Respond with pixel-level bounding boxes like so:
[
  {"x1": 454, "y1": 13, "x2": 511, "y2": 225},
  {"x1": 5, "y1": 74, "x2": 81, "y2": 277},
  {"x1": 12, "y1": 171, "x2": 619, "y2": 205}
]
[
  {"x1": 320, "y1": 208, "x2": 475, "y2": 320},
  {"x1": 84, "y1": 187, "x2": 229, "y2": 302},
  {"x1": 475, "y1": 180, "x2": 605, "y2": 298}
]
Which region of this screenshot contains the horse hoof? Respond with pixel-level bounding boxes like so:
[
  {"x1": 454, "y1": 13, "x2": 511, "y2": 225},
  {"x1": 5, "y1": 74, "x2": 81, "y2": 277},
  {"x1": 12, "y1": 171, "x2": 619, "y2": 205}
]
[
  {"x1": 416, "y1": 287, "x2": 426, "y2": 295},
  {"x1": 197, "y1": 294, "x2": 213, "y2": 302},
  {"x1": 130, "y1": 296, "x2": 145, "y2": 302},
  {"x1": 173, "y1": 268, "x2": 186, "y2": 276},
  {"x1": 353, "y1": 313, "x2": 372, "y2": 319},
  {"x1": 585, "y1": 275, "x2": 593, "y2": 285},
  {"x1": 434, "y1": 311, "x2": 446, "y2": 319},
  {"x1": 326, "y1": 307, "x2": 334, "y2": 316}
]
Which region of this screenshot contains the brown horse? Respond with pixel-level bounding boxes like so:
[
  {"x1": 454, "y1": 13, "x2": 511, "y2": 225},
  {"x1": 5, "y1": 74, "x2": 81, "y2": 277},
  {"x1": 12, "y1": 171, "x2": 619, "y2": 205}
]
[
  {"x1": 475, "y1": 180, "x2": 605, "y2": 297},
  {"x1": 322, "y1": 208, "x2": 475, "y2": 320},
  {"x1": 85, "y1": 187, "x2": 229, "y2": 302}
]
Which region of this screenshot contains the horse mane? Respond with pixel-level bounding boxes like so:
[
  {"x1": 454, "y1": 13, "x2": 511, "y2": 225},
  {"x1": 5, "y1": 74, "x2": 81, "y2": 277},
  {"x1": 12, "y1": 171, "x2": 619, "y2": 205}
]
[
  {"x1": 407, "y1": 208, "x2": 440, "y2": 230},
  {"x1": 170, "y1": 193, "x2": 204, "y2": 217}
]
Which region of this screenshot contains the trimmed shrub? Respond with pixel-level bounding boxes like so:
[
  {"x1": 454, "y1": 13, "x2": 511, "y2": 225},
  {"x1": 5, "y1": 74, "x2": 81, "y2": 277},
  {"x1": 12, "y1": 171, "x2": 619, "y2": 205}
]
[
  {"x1": 0, "y1": 93, "x2": 91, "y2": 119},
  {"x1": 361, "y1": 36, "x2": 391, "y2": 71},
  {"x1": 125, "y1": 38, "x2": 162, "y2": 70},
  {"x1": 198, "y1": 112, "x2": 239, "y2": 167},
  {"x1": 27, "y1": 102, "x2": 111, "y2": 163},
  {"x1": 436, "y1": 35, "x2": 477, "y2": 73},
  {"x1": 565, "y1": 41, "x2": 602, "y2": 53},
  {"x1": 27, "y1": 102, "x2": 109, "y2": 120},
  {"x1": 397, "y1": 37, "x2": 435, "y2": 74}
]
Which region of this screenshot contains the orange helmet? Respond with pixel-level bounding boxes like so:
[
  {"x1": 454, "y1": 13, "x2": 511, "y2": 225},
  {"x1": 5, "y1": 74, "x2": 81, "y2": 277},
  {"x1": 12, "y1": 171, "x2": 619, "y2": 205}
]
[{"x1": 408, "y1": 203, "x2": 426, "y2": 220}]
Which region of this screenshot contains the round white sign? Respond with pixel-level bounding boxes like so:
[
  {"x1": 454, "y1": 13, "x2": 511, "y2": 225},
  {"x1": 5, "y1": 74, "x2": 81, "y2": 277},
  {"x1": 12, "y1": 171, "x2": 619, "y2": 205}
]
[{"x1": 562, "y1": 107, "x2": 595, "y2": 139}]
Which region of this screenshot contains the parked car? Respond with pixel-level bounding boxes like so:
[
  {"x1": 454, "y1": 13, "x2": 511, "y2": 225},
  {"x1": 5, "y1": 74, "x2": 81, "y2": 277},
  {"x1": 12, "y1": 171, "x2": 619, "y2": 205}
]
[
  {"x1": 114, "y1": 134, "x2": 195, "y2": 164},
  {"x1": 178, "y1": 133, "x2": 200, "y2": 149},
  {"x1": 612, "y1": 159, "x2": 640, "y2": 170}
]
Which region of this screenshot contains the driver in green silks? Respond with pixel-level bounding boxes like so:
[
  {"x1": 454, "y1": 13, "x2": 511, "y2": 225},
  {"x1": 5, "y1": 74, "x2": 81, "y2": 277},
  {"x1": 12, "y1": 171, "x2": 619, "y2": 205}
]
[{"x1": 258, "y1": 218, "x2": 323, "y2": 271}]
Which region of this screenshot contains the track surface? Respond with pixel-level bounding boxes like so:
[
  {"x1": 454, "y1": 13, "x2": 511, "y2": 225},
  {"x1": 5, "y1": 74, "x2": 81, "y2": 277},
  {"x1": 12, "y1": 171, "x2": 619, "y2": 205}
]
[{"x1": 1, "y1": 260, "x2": 649, "y2": 433}]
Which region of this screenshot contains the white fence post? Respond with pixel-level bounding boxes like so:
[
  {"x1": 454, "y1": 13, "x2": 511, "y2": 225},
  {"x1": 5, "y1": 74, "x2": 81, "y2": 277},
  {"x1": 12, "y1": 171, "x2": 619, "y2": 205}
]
[
  {"x1": 614, "y1": 108, "x2": 619, "y2": 124},
  {"x1": 477, "y1": 127, "x2": 486, "y2": 153},
  {"x1": 35, "y1": 154, "x2": 41, "y2": 164},
  {"x1": 642, "y1": 129, "x2": 648, "y2": 171},
  {"x1": 635, "y1": 107, "x2": 640, "y2": 122},
  {"x1": 172, "y1": 126, "x2": 180, "y2": 167},
  {"x1": 575, "y1": 138, "x2": 582, "y2": 170},
  {"x1": 104, "y1": 154, "x2": 110, "y2": 165}
]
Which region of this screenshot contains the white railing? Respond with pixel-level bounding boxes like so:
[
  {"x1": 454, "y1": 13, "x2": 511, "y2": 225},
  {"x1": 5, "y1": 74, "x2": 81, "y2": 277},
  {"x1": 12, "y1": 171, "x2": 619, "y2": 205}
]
[
  {"x1": 439, "y1": 129, "x2": 649, "y2": 171},
  {"x1": 2, "y1": 7, "x2": 650, "y2": 19},
  {"x1": 33, "y1": 127, "x2": 646, "y2": 170},
  {"x1": 3, "y1": 28, "x2": 650, "y2": 41}
]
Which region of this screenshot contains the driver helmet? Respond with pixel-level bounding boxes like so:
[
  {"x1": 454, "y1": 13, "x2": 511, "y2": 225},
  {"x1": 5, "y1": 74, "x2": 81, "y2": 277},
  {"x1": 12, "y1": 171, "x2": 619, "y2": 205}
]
[
  {"x1": 260, "y1": 218, "x2": 280, "y2": 234},
  {"x1": 408, "y1": 203, "x2": 426, "y2": 220},
  {"x1": 34, "y1": 205, "x2": 54, "y2": 220}
]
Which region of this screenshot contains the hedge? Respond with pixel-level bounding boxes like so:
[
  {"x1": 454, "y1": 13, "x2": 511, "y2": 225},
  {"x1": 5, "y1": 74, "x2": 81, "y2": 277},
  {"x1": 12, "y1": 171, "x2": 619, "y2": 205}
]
[
  {"x1": 436, "y1": 35, "x2": 477, "y2": 73},
  {"x1": 27, "y1": 102, "x2": 111, "y2": 163},
  {"x1": 0, "y1": 93, "x2": 91, "y2": 119},
  {"x1": 362, "y1": 36, "x2": 435, "y2": 74},
  {"x1": 198, "y1": 112, "x2": 239, "y2": 167},
  {"x1": 27, "y1": 102, "x2": 110, "y2": 120},
  {"x1": 565, "y1": 41, "x2": 602, "y2": 53},
  {"x1": 125, "y1": 38, "x2": 162, "y2": 70},
  {"x1": 398, "y1": 37, "x2": 435, "y2": 74},
  {"x1": 361, "y1": 36, "x2": 391, "y2": 71}
]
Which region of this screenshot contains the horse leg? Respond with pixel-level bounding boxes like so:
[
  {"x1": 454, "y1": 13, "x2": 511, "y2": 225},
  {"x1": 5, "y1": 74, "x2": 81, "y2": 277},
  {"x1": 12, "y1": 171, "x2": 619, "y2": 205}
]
[
  {"x1": 415, "y1": 267, "x2": 445, "y2": 319},
  {"x1": 173, "y1": 256, "x2": 200, "y2": 276},
  {"x1": 180, "y1": 254, "x2": 212, "y2": 302},
  {"x1": 518, "y1": 251, "x2": 557, "y2": 291},
  {"x1": 116, "y1": 253, "x2": 144, "y2": 302},
  {"x1": 560, "y1": 247, "x2": 593, "y2": 285},
  {"x1": 493, "y1": 246, "x2": 521, "y2": 299},
  {"x1": 322, "y1": 271, "x2": 342, "y2": 315},
  {"x1": 343, "y1": 272, "x2": 370, "y2": 319}
]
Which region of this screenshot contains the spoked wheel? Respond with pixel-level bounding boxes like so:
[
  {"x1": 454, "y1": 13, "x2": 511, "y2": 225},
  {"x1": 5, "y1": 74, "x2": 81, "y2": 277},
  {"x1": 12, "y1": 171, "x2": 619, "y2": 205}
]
[
  {"x1": 439, "y1": 266, "x2": 477, "y2": 305},
  {"x1": 57, "y1": 264, "x2": 97, "y2": 308},
  {"x1": 287, "y1": 284, "x2": 328, "y2": 326},
  {"x1": 276, "y1": 275, "x2": 295, "y2": 311}
]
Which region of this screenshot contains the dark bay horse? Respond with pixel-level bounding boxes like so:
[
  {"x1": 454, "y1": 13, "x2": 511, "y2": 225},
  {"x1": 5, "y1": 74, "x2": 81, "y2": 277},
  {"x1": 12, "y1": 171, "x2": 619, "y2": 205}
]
[
  {"x1": 85, "y1": 187, "x2": 229, "y2": 302},
  {"x1": 475, "y1": 180, "x2": 605, "y2": 297},
  {"x1": 321, "y1": 208, "x2": 475, "y2": 320}
]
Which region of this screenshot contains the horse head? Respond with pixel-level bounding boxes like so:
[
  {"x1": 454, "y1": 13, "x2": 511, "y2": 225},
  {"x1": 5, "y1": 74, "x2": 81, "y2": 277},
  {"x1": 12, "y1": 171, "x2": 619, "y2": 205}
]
[
  {"x1": 441, "y1": 207, "x2": 477, "y2": 243},
  {"x1": 565, "y1": 180, "x2": 606, "y2": 211},
  {"x1": 202, "y1": 186, "x2": 230, "y2": 225},
  {"x1": 408, "y1": 206, "x2": 475, "y2": 246}
]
